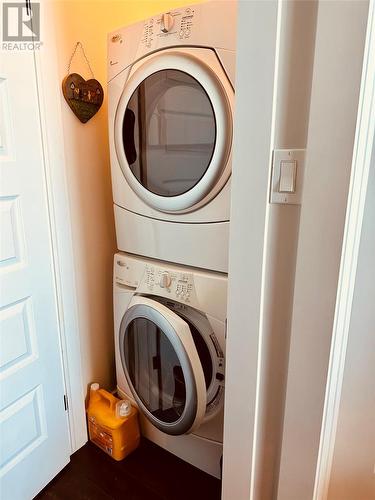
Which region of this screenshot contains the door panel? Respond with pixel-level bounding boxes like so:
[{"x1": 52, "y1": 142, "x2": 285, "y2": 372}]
[
  {"x1": 0, "y1": 196, "x2": 26, "y2": 270},
  {"x1": 0, "y1": 297, "x2": 37, "y2": 377},
  {"x1": 0, "y1": 47, "x2": 70, "y2": 499}
]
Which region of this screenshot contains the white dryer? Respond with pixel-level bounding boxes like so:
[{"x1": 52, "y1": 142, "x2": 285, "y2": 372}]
[
  {"x1": 114, "y1": 252, "x2": 227, "y2": 478},
  {"x1": 108, "y1": 1, "x2": 237, "y2": 273}
]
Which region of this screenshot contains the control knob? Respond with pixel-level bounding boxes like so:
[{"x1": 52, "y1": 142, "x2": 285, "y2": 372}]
[
  {"x1": 161, "y1": 13, "x2": 174, "y2": 33},
  {"x1": 160, "y1": 272, "x2": 172, "y2": 288}
]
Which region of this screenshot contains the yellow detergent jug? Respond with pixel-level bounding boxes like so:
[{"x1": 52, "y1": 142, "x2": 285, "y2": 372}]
[{"x1": 87, "y1": 383, "x2": 140, "y2": 461}]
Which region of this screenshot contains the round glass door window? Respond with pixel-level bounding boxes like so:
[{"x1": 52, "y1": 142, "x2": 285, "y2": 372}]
[
  {"x1": 122, "y1": 314, "x2": 213, "y2": 430},
  {"x1": 122, "y1": 69, "x2": 217, "y2": 197},
  {"x1": 124, "y1": 317, "x2": 188, "y2": 423}
]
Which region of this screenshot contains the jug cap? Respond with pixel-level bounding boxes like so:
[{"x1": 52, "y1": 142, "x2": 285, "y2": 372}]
[{"x1": 116, "y1": 399, "x2": 132, "y2": 418}]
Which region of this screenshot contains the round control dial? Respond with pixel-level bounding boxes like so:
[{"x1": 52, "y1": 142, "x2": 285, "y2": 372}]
[
  {"x1": 159, "y1": 272, "x2": 172, "y2": 288},
  {"x1": 161, "y1": 13, "x2": 174, "y2": 33}
]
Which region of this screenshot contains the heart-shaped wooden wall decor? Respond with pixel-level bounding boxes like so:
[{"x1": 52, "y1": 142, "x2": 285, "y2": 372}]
[{"x1": 62, "y1": 73, "x2": 104, "y2": 123}]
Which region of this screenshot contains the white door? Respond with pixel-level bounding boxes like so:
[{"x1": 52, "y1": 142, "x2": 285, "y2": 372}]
[{"x1": 0, "y1": 48, "x2": 70, "y2": 499}]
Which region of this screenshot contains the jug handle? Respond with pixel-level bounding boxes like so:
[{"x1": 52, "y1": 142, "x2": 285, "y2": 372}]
[{"x1": 98, "y1": 390, "x2": 117, "y2": 411}]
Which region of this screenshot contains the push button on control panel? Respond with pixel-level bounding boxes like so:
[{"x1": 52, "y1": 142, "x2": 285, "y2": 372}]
[
  {"x1": 179, "y1": 7, "x2": 194, "y2": 39},
  {"x1": 141, "y1": 20, "x2": 154, "y2": 48}
]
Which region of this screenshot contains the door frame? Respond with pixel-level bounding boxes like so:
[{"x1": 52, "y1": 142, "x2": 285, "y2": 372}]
[
  {"x1": 223, "y1": 0, "x2": 373, "y2": 498},
  {"x1": 313, "y1": 2, "x2": 375, "y2": 498},
  {"x1": 30, "y1": 3, "x2": 87, "y2": 453}
]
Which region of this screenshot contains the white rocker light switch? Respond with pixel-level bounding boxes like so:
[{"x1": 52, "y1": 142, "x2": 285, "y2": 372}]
[
  {"x1": 279, "y1": 160, "x2": 296, "y2": 193},
  {"x1": 270, "y1": 149, "x2": 306, "y2": 205}
]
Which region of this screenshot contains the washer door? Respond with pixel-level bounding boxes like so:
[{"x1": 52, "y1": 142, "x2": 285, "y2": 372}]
[
  {"x1": 119, "y1": 296, "x2": 206, "y2": 435},
  {"x1": 114, "y1": 49, "x2": 233, "y2": 213}
]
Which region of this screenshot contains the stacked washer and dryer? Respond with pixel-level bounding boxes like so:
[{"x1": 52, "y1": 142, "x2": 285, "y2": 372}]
[{"x1": 108, "y1": 1, "x2": 236, "y2": 478}]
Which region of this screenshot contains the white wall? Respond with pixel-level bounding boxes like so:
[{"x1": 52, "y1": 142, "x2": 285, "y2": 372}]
[
  {"x1": 49, "y1": 0, "x2": 204, "y2": 394},
  {"x1": 327, "y1": 146, "x2": 375, "y2": 500},
  {"x1": 254, "y1": 2, "x2": 318, "y2": 498},
  {"x1": 277, "y1": 2, "x2": 369, "y2": 498},
  {"x1": 50, "y1": 0, "x2": 118, "y2": 393}
]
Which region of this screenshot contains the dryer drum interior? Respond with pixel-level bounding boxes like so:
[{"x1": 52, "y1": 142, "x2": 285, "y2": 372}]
[{"x1": 122, "y1": 69, "x2": 217, "y2": 198}]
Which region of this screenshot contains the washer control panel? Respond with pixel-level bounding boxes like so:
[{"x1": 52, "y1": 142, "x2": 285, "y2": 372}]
[
  {"x1": 115, "y1": 253, "x2": 228, "y2": 322},
  {"x1": 144, "y1": 265, "x2": 196, "y2": 304},
  {"x1": 140, "y1": 7, "x2": 196, "y2": 49}
]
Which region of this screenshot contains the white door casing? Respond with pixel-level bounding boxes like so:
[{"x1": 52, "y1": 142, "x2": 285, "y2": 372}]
[
  {"x1": 313, "y1": 2, "x2": 375, "y2": 498},
  {"x1": 0, "y1": 47, "x2": 70, "y2": 499}
]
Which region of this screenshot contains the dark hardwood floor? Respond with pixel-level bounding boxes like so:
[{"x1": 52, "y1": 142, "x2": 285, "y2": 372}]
[{"x1": 36, "y1": 439, "x2": 221, "y2": 500}]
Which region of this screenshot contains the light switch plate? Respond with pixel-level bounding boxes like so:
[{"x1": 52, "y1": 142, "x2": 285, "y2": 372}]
[{"x1": 270, "y1": 149, "x2": 306, "y2": 205}]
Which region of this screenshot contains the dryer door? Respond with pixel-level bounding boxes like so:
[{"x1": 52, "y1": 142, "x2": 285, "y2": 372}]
[
  {"x1": 114, "y1": 48, "x2": 233, "y2": 213},
  {"x1": 119, "y1": 296, "x2": 206, "y2": 435}
]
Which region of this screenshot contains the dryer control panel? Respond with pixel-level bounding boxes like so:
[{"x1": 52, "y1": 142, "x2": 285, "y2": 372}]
[
  {"x1": 140, "y1": 7, "x2": 196, "y2": 50},
  {"x1": 108, "y1": 1, "x2": 237, "y2": 82}
]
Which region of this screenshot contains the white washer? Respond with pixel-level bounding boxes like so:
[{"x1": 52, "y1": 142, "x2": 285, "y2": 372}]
[
  {"x1": 114, "y1": 252, "x2": 227, "y2": 478},
  {"x1": 108, "y1": 1, "x2": 237, "y2": 273}
]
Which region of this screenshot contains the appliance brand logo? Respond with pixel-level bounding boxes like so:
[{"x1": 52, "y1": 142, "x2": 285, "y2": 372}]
[{"x1": 2, "y1": 2, "x2": 42, "y2": 50}]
